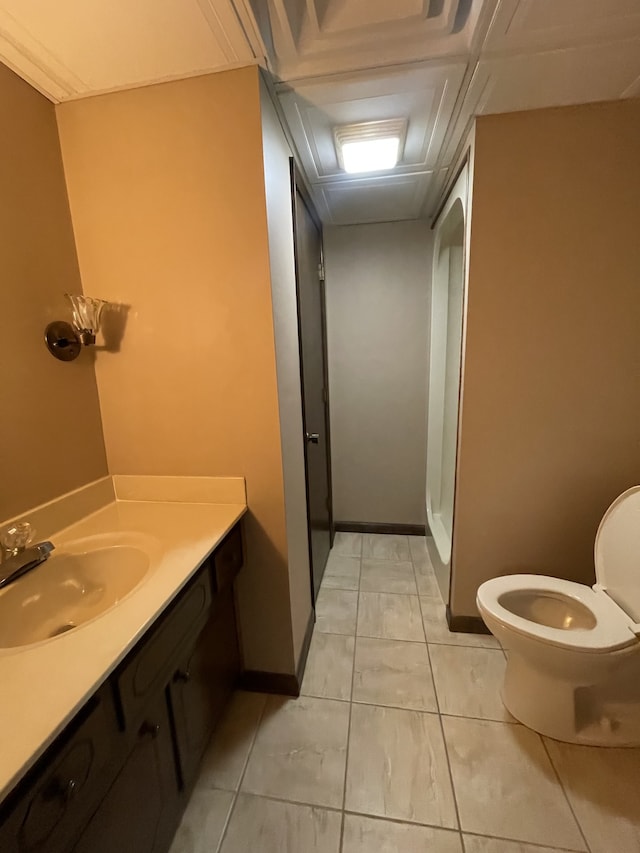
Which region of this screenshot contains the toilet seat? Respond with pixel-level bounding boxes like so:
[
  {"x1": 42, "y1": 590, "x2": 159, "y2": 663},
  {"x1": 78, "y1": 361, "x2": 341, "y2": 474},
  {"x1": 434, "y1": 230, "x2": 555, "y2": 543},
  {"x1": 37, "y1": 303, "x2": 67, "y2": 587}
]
[
  {"x1": 477, "y1": 574, "x2": 638, "y2": 654},
  {"x1": 478, "y1": 486, "x2": 640, "y2": 655}
]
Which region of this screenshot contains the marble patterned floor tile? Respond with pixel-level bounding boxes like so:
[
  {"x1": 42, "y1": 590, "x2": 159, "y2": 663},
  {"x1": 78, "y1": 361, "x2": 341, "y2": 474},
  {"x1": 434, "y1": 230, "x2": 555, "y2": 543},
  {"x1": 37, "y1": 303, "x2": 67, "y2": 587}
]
[
  {"x1": 196, "y1": 691, "x2": 267, "y2": 791},
  {"x1": 331, "y1": 532, "x2": 363, "y2": 557},
  {"x1": 342, "y1": 814, "x2": 463, "y2": 853},
  {"x1": 353, "y1": 637, "x2": 437, "y2": 711},
  {"x1": 169, "y1": 789, "x2": 233, "y2": 853},
  {"x1": 301, "y1": 632, "x2": 355, "y2": 701},
  {"x1": 315, "y1": 588, "x2": 358, "y2": 635},
  {"x1": 429, "y1": 644, "x2": 512, "y2": 722},
  {"x1": 421, "y1": 597, "x2": 500, "y2": 648},
  {"x1": 442, "y1": 717, "x2": 585, "y2": 850},
  {"x1": 221, "y1": 794, "x2": 341, "y2": 853},
  {"x1": 544, "y1": 738, "x2": 640, "y2": 853},
  {"x1": 408, "y1": 535, "x2": 429, "y2": 562},
  {"x1": 359, "y1": 559, "x2": 417, "y2": 594},
  {"x1": 463, "y1": 836, "x2": 577, "y2": 853},
  {"x1": 358, "y1": 592, "x2": 425, "y2": 642},
  {"x1": 346, "y1": 703, "x2": 457, "y2": 827},
  {"x1": 321, "y1": 553, "x2": 360, "y2": 590},
  {"x1": 414, "y1": 562, "x2": 441, "y2": 597},
  {"x1": 362, "y1": 533, "x2": 411, "y2": 562},
  {"x1": 241, "y1": 695, "x2": 349, "y2": 808}
]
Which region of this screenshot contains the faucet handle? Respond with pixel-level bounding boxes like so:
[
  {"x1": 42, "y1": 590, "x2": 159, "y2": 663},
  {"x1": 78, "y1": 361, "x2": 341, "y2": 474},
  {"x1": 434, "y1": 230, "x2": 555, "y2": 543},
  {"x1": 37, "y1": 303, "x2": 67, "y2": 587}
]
[{"x1": 0, "y1": 522, "x2": 34, "y2": 556}]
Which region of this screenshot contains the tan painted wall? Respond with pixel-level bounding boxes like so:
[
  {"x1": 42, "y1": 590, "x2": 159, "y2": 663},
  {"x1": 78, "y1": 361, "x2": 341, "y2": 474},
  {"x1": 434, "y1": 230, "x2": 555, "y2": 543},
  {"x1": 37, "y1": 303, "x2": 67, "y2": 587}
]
[
  {"x1": 57, "y1": 67, "x2": 297, "y2": 673},
  {"x1": 451, "y1": 99, "x2": 640, "y2": 616},
  {"x1": 0, "y1": 63, "x2": 107, "y2": 522}
]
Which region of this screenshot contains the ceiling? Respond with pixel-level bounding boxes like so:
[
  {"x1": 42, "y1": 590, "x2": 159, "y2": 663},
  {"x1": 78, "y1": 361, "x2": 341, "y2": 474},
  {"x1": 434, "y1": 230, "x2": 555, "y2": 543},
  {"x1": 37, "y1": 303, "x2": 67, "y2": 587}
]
[{"x1": 1, "y1": 0, "x2": 639, "y2": 225}]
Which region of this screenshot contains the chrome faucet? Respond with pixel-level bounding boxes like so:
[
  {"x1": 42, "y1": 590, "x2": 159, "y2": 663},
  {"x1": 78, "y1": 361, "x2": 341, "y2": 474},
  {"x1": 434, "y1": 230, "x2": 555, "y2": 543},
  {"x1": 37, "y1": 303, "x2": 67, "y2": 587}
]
[{"x1": 0, "y1": 522, "x2": 55, "y2": 590}]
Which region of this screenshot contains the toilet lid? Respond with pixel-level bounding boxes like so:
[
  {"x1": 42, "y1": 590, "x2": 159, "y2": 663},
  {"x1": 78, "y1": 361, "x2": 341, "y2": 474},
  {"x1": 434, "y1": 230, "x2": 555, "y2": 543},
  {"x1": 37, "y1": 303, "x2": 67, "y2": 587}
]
[{"x1": 595, "y1": 486, "x2": 640, "y2": 623}]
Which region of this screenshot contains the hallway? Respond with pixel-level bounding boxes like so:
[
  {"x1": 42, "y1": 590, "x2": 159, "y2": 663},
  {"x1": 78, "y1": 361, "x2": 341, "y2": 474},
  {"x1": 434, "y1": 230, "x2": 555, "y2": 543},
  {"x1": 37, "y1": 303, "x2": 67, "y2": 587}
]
[{"x1": 170, "y1": 534, "x2": 640, "y2": 853}]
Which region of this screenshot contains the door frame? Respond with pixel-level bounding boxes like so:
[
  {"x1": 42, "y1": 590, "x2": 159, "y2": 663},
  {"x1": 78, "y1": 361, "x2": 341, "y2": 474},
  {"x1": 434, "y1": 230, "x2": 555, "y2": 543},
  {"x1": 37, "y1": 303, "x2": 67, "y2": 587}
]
[{"x1": 289, "y1": 159, "x2": 335, "y2": 602}]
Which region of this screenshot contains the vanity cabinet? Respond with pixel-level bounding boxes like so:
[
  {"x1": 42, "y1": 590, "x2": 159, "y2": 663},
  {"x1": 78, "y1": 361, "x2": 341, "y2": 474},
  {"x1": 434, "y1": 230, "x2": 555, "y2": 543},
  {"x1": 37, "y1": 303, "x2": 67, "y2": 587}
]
[
  {"x1": 72, "y1": 691, "x2": 178, "y2": 853},
  {"x1": 0, "y1": 521, "x2": 244, "y2": 853},
  {"x1": 0, "y1": 686, "x2": 121, "y2": 853},
  {"x1": 169, "y1": 582, "x2": 240, "y2": 791}
]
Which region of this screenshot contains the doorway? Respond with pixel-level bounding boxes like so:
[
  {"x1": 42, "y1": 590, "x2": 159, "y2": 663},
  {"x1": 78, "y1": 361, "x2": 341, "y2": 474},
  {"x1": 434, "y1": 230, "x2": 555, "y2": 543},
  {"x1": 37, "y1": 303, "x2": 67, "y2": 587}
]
[{"x1": 290, "y1": 161, "x2": 334, "y2": 601}]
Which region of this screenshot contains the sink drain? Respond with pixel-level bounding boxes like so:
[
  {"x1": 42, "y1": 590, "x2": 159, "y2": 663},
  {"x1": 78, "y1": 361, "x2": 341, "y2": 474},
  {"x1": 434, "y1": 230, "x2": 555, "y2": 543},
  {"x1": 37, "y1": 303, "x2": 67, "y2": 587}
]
[{"x1": 49, "y1": 622, "x2": 76, "y2": 638}]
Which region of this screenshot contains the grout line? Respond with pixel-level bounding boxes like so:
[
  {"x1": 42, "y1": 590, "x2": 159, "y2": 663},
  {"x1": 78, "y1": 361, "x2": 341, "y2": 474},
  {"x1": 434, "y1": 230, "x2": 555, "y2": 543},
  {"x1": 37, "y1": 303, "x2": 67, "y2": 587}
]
[
  {"x1": 358, "y1": 588, "x2": 423, "y2": 598},
  {"x1": 338, "y1": 548, "x2": 362, "y2": 853},
  {"x1": 461, "y1": 829, "x2": 585, "y2": 852},
  {"x1": 415, "y1": 554, "x2": 464, "y2": 845},
  {"x1": 540, "y1": 736, "x2": 593, "y2": 853},
  {"x1": 342, "y1": 807, "x2": 459, "y2": 833},
  {"x1": 354, "y1": 630, "x2": 427, "y2": 644},
  {"x1": 215, "y1": 693, "x2": 270, "y2": 852},
  {"x1": 216, "y1": 788, "x2": 587, "y2": 853},
  {"x1": 439, "y1": 711, "x2": 519, "y2": 726},
  {"x1": 359, "y1": 554, "x2": 413, "y2": 563},
  {"x1": 427, "y1": 639, "x2": 504, "y2": 651}
]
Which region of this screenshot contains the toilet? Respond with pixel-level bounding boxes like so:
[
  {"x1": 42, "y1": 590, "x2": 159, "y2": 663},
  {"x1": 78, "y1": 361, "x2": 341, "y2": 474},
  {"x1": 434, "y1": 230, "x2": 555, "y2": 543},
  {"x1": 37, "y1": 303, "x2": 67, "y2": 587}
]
[{"x1": 477, "y1": 485, "x2": 640, "y2": 746}]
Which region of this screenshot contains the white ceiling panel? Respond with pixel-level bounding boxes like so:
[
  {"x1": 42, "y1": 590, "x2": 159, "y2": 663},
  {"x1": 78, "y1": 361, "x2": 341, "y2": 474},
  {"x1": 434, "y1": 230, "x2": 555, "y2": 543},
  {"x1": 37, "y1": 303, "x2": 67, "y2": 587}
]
[
  {"x1": 442, "y1": 37, "x2": 640, "y2": 169},
  {"x1": 259, "y1": 0, "x2": 477, "y2": 79},
  {"x1": 278, "y1": 62, "x2": 467, "y2": 183},
  {"x1": 486, "y1": 0, "x2": 640, "y2": 54},
  {"x1": 1, "y1": 0, "x2": 638, "y2": 222},
  {"x1": 421, "y1": 167, "x2": 451, "y2": 219},
  {"x1": 0, "y1": 0, "x2": 255, "y2": 101},
  {"x1": 320, "y1": 172, "x2": 434, "y2": 225},
  {"x1": 476, "y1": 38, "x2": 640, "y2": 114}
]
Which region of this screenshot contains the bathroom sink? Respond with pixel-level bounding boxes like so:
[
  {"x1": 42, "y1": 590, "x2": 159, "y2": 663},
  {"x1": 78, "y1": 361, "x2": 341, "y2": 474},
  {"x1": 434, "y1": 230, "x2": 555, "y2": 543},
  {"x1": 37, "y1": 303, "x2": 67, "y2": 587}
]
[{"x1": 0, "y1": 532, "x2": 161, "y2": 649}]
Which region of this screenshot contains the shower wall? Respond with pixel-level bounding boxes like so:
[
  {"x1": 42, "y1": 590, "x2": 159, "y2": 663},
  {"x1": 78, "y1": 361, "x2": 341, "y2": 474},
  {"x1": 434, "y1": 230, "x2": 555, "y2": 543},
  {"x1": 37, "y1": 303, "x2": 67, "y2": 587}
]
[
  {"x1": 324, "y1": 221, "x2": 432, "y2": 527},
  {"x1": 426, "y1": 165, "x2": 468, "y2": 600}
]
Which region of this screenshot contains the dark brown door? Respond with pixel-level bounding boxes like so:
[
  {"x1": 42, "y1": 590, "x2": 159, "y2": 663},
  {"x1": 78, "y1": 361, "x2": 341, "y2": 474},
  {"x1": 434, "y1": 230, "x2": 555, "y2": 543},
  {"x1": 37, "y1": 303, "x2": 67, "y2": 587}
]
[{"x1": 291, "y1": 162, "x2": 333, "y2": 600}]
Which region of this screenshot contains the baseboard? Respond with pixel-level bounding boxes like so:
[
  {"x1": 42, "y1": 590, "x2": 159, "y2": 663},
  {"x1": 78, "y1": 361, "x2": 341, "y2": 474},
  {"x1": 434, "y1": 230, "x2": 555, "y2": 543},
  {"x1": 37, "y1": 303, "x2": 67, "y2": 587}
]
[
  {"x1": 238, "y1": 670, "x2": 300, "y2": 696},
  {"x1": 239, "y1": 609, "x2": 315, "y2": 698},
  {"x1": 336, "y1": 521, "x2": 427, "y2": 536},
  {"x1": 446, "y1": 605, "x2": 491, "y2": 635},
  {"x1": 295, "y1": 608, "x2": 315, "y2": 687}
]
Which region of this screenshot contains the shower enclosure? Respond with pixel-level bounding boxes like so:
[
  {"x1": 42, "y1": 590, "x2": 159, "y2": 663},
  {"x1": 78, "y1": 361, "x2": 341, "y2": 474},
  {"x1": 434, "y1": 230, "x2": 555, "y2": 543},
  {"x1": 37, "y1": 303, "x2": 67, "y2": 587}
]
[{"x1": 426, "y1": 165, "x2": 468, "y2": 601}]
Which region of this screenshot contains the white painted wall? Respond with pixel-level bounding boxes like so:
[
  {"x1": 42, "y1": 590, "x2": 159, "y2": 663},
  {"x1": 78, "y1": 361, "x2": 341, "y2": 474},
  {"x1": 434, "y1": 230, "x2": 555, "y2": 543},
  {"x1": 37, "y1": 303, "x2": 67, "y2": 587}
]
[
  {"x1": 324, "y1": 221, "x2": 433, "y2": 526},
  {"x1": 259, "y1": 75, "x2": 312, "y2": 669}
]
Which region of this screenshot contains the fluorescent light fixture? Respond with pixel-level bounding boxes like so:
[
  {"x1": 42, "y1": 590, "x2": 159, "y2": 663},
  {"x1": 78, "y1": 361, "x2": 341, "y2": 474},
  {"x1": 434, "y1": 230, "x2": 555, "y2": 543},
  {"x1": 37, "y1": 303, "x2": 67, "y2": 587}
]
[
  {"x1": 335, "y1": 119, "x2": 407, "y2": 175},
  {"x1": 341, "y1": 137, "x2": 399, "y2": 174}
]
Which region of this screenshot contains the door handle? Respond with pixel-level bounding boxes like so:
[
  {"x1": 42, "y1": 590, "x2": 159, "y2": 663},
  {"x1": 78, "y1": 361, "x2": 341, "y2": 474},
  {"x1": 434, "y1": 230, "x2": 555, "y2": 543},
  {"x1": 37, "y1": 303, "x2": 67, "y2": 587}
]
[{"x1": 306, "y1": 433, "x2": 320, "y2": 444}]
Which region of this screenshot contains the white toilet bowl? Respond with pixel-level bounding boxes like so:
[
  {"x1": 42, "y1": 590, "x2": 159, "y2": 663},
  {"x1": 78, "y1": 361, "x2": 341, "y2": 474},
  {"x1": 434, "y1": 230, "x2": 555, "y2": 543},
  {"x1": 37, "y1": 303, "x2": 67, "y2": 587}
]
[{"x1": 477, "y1": 486, "x2": 640, "y2": 746}]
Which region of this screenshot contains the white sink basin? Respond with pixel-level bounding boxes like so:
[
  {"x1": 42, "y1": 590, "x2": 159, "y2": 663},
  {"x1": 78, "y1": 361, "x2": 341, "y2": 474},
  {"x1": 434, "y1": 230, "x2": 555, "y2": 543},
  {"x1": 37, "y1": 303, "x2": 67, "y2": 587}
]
[{"x1": 0, "y1": 532, "x2": 161, "y2": 649}]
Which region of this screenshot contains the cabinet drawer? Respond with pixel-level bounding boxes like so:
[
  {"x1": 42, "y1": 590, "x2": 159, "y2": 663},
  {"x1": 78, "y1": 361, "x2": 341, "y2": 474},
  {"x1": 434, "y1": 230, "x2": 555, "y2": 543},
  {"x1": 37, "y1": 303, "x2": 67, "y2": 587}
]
[
  {"x1": 212, "y1": 524, "x2": 243, "y2": 593},
  {"x1": 116, "y1": 568, "x2": 212, "y2": 732},
  {"x1": 0, "y1": 685, "x2": 119, "y2": 853}
]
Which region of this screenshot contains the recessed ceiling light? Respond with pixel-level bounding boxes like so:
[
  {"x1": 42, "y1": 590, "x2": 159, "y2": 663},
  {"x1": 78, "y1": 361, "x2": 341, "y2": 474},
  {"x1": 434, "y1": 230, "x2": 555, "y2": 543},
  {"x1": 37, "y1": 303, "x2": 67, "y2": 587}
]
[{"x1": 335, "y1": 119, "x2": 407, "y2": 175}]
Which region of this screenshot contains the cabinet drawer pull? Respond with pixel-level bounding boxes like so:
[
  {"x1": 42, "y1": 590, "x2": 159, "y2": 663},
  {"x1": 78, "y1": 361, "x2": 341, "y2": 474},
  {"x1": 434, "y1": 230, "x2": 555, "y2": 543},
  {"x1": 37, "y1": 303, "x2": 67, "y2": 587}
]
[
  {"x1": 46, "y1": 777, "x2": 79, "y2": 803},
  {"x1": 138, "y1": 720, "x2": 161, "y2": 739},
  {"x1": 174, "y1": 669, "x2": 191, "y2": 683}
]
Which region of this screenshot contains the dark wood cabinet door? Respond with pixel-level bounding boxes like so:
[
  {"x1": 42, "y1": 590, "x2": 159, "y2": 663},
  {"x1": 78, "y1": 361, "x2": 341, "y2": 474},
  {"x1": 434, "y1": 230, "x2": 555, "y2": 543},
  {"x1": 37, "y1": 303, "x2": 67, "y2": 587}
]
[
  {"x1": 115, "y1": 569, "x2": 212, "y2": 736},
  {"x1": 169, "y1": 585, "x2": 240, "y2": 792},
  {"x1": 0, "y1": 687, "x2": 119, "y2": 853},
  {"x1": 73, "y1": 692, "x2": 179, "y2": 853}
]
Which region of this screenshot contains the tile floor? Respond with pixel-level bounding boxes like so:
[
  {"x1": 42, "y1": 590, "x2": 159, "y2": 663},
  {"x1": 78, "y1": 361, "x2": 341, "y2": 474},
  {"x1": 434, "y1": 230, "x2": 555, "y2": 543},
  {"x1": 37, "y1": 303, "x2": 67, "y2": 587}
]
[{"x1": 170, "y1": 533, "x2": 640, "y2": 853}]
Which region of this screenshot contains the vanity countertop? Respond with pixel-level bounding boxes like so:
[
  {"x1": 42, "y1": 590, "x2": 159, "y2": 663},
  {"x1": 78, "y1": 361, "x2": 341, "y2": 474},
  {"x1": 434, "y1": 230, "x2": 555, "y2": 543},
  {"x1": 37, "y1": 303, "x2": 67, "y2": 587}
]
[{"x1": 0, "y1": 477, "x2": 247, "y2": 801}]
